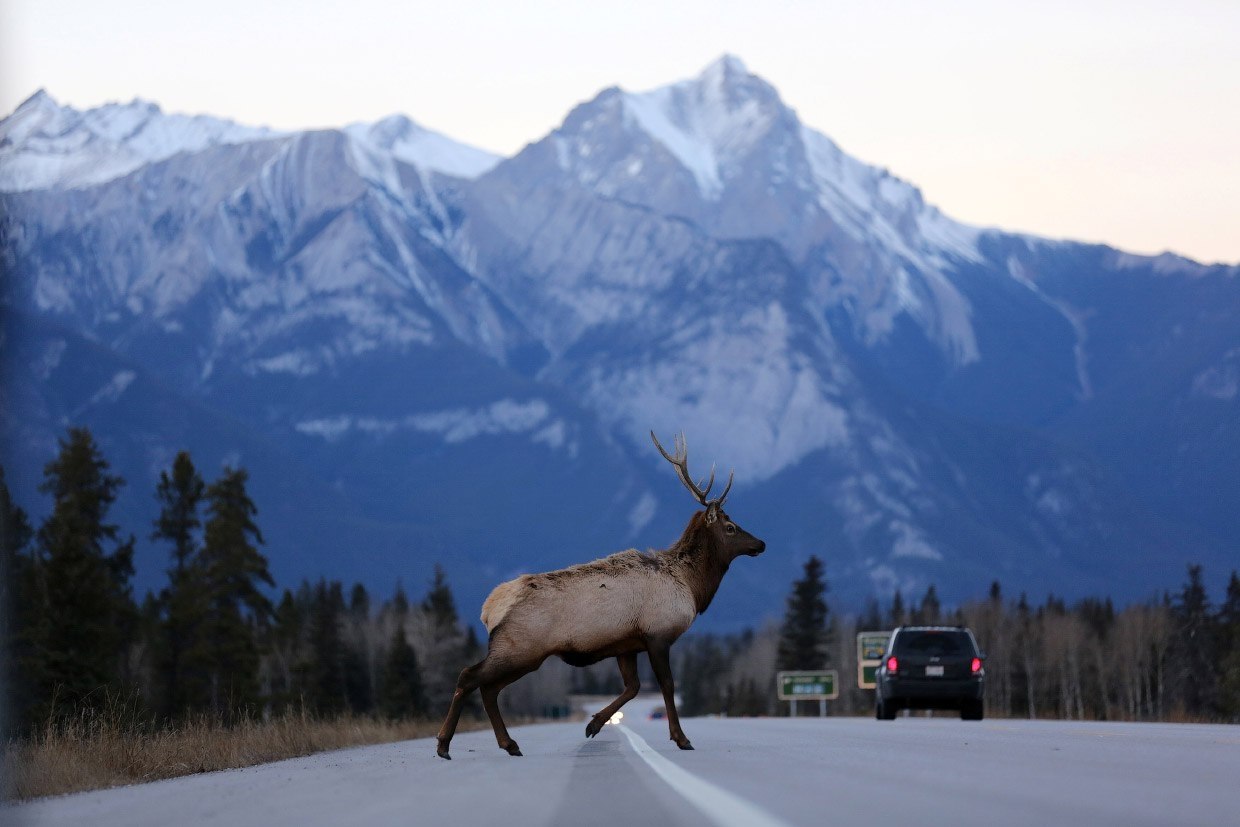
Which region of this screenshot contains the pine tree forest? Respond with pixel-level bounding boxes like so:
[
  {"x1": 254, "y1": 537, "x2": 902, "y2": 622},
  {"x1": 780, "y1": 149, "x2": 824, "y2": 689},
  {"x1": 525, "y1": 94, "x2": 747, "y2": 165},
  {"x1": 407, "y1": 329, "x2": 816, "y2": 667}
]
[{"x1": 3, "y1": 428, "x2": 1240, "y2": 738}]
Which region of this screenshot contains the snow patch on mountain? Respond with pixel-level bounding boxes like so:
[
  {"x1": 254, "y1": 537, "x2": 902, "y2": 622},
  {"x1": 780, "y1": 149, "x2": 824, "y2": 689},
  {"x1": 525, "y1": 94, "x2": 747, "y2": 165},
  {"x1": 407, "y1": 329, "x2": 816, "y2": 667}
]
[
  {"x1": 890, "y1": 521, "x2": 943, "y2": 560},
  {"x1": 1192, "y1": 349, "x2": 1240, "y2": 401},
  {"x1": 295, "y1": 399, "x2": 572, "y2": 448},
  {"x1": 246, "y1": 351, "x2": 322, "y2": 377},
  {"x1": 1007, "y1": 256, "x2": 1093, "y2": 398},
  {"x1": 31, "y1": 339, "x2": 67, "y2": 380},
  {"x1": 1112, "y1": 250, "x2": 1218, "y2": 276},
  {"x1": 85, "y1": 370, "x2": 136, "y2": 408}
]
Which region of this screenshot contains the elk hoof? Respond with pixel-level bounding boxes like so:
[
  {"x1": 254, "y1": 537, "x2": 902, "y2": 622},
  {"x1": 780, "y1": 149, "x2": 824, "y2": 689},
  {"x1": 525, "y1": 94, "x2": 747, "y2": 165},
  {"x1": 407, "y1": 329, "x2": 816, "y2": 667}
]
[
  {"x1": 436, "y1": 738, "x2": 452, "y2": 759},
  {"x1": 675, "y1": 739, "x2": 694, "y2": 751},
  {"x1": 585, "y1": 717, "x2": 605, "y2": 738},
  {"x1": 504, "y1": 741, "x2": 523, "y2": 757}
]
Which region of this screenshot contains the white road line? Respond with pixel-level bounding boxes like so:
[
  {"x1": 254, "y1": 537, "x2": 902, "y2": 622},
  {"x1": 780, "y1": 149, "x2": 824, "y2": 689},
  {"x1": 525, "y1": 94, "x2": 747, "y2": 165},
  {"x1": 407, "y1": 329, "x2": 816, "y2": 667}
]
[{"x1": 617, "y1": 725, "x2": 792, "y2": 827}]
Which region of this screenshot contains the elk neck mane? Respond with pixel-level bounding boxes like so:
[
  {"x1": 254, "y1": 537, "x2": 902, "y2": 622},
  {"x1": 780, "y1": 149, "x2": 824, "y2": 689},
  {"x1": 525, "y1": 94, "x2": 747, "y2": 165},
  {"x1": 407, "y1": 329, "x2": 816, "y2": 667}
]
[{"x1": 665, "y1": 510, "x2": 731, "y2": 615}]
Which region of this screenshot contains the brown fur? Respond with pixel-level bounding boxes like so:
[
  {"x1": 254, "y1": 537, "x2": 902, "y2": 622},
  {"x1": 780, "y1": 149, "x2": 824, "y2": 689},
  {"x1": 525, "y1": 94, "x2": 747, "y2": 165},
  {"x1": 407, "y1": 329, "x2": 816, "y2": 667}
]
[{"x1": 481, "y1": 546, "x2": 678, "y2": 632}]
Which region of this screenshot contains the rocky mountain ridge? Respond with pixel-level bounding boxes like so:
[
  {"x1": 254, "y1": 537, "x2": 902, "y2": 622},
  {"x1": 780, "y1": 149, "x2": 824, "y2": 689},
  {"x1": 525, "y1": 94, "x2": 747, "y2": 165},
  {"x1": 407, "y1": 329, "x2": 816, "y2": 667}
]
[{"x1": 3, "y1": 58, "x2": 1237, "y2": 624}]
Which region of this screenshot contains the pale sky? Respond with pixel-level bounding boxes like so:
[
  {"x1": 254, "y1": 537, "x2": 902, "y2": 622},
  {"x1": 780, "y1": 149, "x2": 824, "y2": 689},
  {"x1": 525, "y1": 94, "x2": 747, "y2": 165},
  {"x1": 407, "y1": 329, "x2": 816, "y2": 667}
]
[{"x1": 3, "y1": 0, "x2": 1238, "y2": 264}]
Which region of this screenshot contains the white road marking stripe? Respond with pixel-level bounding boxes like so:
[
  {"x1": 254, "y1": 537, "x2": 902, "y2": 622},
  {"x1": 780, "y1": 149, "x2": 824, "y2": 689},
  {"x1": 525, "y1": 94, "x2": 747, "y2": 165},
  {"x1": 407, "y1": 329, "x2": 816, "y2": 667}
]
[{"x1": 617, "y1": 725, "x2": 792, "y2": 827}]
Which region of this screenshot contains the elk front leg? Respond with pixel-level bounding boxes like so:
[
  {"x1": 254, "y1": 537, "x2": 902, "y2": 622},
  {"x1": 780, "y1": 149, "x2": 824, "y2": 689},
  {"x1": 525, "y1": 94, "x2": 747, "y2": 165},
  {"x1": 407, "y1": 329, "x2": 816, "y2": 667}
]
[
  {"x1": 647, "y1": 640, "x2": 692, "y2": 750},
  {"x1": 586, "y1": 653, "x2": 640, "y2": 738}
]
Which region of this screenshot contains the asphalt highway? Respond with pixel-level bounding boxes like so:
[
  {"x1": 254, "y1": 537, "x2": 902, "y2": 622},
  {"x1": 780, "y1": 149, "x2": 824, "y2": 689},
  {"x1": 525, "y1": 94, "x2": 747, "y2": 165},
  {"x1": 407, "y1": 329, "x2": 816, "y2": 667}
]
[{"x1": 10, "y1": 706, "x2": 1240, "y2": 826}]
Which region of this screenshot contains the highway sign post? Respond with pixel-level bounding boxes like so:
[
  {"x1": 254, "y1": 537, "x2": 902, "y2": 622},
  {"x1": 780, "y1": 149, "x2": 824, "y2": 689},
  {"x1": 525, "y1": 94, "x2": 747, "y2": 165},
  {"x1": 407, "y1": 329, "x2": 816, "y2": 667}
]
[
  {"x1": 857, "y1": 631, "x2": 892, "y2": 690},
  {"x1": 777, "y1": 670, "x2": 838, "y2": 716}
]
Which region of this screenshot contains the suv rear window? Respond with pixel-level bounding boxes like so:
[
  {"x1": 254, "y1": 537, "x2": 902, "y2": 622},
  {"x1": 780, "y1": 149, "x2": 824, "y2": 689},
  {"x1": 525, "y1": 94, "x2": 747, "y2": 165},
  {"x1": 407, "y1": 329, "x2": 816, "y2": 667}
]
[{"x1": 893, "y1": 630, "x2": 974, "y2": 656}]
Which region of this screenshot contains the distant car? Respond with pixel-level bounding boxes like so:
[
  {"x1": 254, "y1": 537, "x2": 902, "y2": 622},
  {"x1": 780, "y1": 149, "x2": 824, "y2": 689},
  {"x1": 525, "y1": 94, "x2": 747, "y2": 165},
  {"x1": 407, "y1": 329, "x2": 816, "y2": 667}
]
[
  {"x1": 875, "y1": 626, "x2": 986, "y2": 720},
  {"x1": 649, "y1": 706, "x2": 666, "y2": 720}
]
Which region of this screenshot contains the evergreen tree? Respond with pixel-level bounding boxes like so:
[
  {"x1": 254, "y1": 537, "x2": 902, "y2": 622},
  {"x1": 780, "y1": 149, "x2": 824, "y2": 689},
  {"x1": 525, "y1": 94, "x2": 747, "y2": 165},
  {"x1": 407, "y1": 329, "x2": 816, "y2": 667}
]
[
  {"x1": 343, "y1": 644, "x2": 372, "y2": 715},
  {"x1": 1, "y1": 467, "x2": 34, "y2": 732},
  {"x1": 858, "y1": 598, "x2": 884, "y2": 633},
  {"x1": 1215, "y1": 571, "x2": 1240, "y2": 720},
  {"x1": 349, "y1": 583, "x2": 370, "y2": 619},
  {"x1": 343, "y1": 582, "x2": 373, "y2": 714},
  {"x1": 422, "y1": 564, "x2": 459, "y2": 626},
  {"x1": 680, "y1": 635, "x2": 729, "y2": 716},
  {"x1": 1172, "y1": 564, "x2": 1216, "y2": 717},
  {"x1": 776, "y1": 556, "x2": 831, "y2": 674},
  {"x1": 418, "y1": 565, "x2": 461, "y2": 706},
  {"x1": 268, "y1": 588, "x2": 305, "y2": 712},
  {"x1": 390, "y1": 581, "x2": 409, "y2": 616},
  {"x1": 889, "y1": 590, "x2": 906, "y2": 627},
  {"x1": 305, "y1": 580, "x2": 347, "y2": 715},
  {"x1": 151, "y1": 451, "x2": 207, "y2": 718},
  {"x1": 196, "y1": 467, "x2": 273, "y2": 717},
  {"x1": 917, "y1": 584, "x2": 942, "y2": 625},
  {"x1": 134, "y1": 591, "x2": 164, "y2": 706},
  {"x1": 379, "y1": 626, "x2": 426, "y2": 719},
  {"x1": 30, "y1": 429, "x2": 136, "y2": 718}
]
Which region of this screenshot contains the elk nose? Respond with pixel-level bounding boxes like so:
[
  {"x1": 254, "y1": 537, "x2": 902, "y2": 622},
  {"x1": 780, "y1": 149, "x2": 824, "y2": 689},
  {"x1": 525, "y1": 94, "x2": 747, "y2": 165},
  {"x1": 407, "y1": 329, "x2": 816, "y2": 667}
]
[{"x1": 754, "y1": 540, "x2": 766, "y2": 555}]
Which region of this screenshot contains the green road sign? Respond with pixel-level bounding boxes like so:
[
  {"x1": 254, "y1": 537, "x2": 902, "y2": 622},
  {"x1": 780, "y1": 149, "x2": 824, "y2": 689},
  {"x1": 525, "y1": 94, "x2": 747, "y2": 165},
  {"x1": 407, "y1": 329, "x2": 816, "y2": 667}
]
[
  {"x1": 857, "y1": 631, "x2": 891, "y2": 661},
  {"x1": 857, "y1": 630, "x2": 892, "y2": 690},
  {"x1": 777, "y1": 670, "x2": 838, "y2": 701}
]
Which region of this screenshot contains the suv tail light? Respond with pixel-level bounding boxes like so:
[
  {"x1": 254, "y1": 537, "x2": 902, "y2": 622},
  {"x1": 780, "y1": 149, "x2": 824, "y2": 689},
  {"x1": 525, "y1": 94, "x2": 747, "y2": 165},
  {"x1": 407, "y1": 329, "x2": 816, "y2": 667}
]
[
  {"x1": 886, "y1": 656, "x2": 898, "y2": 673},
  {"x1": 971, "y1": 657, "x2": 982, "y2": 673}
]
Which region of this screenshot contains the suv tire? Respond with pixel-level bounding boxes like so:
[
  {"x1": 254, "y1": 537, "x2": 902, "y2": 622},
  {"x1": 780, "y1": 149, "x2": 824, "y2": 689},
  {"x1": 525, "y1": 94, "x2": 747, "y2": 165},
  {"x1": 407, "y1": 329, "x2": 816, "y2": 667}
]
[
  {"x1": 876, "y1": 697, "x2": 897, "y2": 720},
  {"x1": 961, "y1": 698, "x2": 984, "y2": 721}
]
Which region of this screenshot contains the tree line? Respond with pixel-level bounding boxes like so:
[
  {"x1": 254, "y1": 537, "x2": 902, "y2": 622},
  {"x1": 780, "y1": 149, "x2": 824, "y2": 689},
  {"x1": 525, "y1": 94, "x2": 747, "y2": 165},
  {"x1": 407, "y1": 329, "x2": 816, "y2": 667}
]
[
  {"x1": 0, "y1": 428, "x2": 484, "y2": 735},
  {"x1": 675, "y1": 556, "x2": 1240, "y2": 722},
  {"x1": 5, "y1": 429, "x2": 1239, "y2": 731}
]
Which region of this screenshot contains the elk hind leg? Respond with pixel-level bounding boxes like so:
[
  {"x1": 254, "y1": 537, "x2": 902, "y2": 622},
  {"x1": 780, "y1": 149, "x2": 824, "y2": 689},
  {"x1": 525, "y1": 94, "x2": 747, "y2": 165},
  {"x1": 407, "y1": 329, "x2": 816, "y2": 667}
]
[
  {"x1": 437, "y1": 658, "x2": 500, "y2": 759},
  {"x1": 481, "y1": 669, "x2": 531, "y2": 757},
  {"x1": 585, "y1": 653, "x2": 640, "y2": 738},
  {"x1": 438, "y1": 664, "x2": 481, "y2": 758}
]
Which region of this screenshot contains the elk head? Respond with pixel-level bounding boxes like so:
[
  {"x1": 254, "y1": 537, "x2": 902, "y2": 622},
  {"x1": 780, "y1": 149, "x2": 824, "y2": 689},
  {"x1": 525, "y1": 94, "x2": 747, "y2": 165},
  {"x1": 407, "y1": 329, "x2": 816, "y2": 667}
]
[{"x1": 651, "y1": 431, "x2": 765, "y2": 559}]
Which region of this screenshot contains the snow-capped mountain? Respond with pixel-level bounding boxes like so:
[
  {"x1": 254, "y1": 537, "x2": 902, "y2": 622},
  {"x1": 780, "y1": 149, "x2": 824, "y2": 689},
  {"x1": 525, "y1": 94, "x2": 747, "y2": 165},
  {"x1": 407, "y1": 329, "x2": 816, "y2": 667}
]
[
  {"x1": 528, "y1": 56, "x2": 985, "y2": 364},
  {"x1": 2, "y1": 61, "x2": 1238, "y2": 624},
  {"x1": 0, "y1": 90, "x2": 278, "y2": 192},
  {"x1": 343, "y1": 114, "x2": 500, "y2": 180}
]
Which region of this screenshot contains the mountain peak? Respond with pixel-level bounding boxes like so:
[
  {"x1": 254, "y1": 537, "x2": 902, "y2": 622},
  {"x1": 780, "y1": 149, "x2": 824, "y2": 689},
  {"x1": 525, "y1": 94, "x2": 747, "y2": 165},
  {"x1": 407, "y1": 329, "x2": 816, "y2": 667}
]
[
  {"x1": 676, "y1": 54, "x2": 782, "y2": 114},
  {"x1": 344, "y1": 114, "x2": 500, "y2": 180},
  {"x1": 604, "y1": 58, "x2": 786, "y2": 199},
  {"x1": 699, "y1": 54, "x2": 750, "y2": 81},
  {"x1": 16, "y1": 88, "x2": 59, "y2": 112},
  {"x1": 355, "y1": 113, "x2": 426, "y2": 145}
]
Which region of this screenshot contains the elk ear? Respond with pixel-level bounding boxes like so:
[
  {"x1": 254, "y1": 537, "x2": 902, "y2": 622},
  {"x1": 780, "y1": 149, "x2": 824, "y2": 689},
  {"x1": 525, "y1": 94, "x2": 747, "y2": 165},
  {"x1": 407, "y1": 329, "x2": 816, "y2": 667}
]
[{"x1": 704, "y1": 504, "x2": 719, "y2": 525}]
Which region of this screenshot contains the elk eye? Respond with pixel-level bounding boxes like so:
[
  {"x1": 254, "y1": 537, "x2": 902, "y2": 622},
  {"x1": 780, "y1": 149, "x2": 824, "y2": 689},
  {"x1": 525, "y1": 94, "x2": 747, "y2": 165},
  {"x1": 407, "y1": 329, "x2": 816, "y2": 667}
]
[{"x1": 725, "y1": 523, "x2": 736, "y2": 534}]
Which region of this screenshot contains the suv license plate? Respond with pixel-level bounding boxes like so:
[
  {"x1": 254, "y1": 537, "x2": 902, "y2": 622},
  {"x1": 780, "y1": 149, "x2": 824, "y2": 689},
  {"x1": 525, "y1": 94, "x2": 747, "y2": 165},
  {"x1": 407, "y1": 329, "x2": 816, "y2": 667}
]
[{"x1": 925, "y1": 665, "x2": 944, "y2": 677}]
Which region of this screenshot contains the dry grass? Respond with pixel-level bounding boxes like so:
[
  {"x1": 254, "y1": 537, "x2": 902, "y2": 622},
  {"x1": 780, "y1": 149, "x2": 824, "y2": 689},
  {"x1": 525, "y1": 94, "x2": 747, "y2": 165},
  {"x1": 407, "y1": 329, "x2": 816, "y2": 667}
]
[{"x1": 3, "y1": 703, "x2": 484, "y2": 802}]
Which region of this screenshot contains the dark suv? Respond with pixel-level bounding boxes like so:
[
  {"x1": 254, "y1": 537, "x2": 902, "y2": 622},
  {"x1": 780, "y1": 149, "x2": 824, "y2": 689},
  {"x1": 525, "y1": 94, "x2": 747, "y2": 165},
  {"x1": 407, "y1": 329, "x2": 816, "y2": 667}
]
[{"x1": 875, "y1": 626, "x2": 985, "y2": 720}]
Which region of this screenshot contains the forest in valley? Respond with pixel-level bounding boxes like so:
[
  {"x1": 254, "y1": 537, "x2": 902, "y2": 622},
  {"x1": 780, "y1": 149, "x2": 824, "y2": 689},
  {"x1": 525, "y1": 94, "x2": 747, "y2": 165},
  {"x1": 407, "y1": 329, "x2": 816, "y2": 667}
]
[
  {"x1": 3, "y1": 428, "x2": 1239, "y2": 740},
  {"x1": 680, "y1": 563, "x2": 1240, "y2": 723}
]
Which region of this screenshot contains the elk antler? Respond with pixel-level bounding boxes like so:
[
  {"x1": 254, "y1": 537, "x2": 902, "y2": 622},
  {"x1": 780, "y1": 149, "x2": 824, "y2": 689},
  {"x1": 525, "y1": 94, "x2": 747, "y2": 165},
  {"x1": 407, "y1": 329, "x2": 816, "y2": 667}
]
[{"x1": 650, "y1": 431, "x2": 734, "y2": 512}]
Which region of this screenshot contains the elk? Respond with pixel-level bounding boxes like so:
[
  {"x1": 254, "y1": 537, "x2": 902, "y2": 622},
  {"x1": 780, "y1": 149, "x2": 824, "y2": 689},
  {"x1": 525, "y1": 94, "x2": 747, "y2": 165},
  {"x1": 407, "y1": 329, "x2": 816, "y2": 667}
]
[{"x1": 435, "y1": 431, "x2": 765, "y2": 759}]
